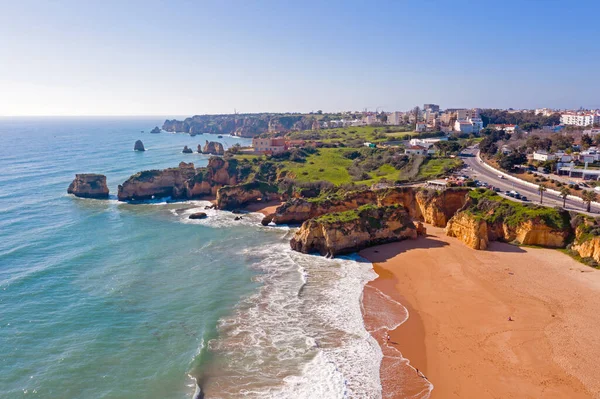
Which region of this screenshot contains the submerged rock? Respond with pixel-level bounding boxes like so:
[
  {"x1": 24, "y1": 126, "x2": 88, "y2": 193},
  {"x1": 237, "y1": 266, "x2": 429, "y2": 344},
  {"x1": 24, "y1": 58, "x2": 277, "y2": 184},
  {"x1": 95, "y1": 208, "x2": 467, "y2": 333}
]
[
  {"x1": 189, "y1": 212, "x2": 207, "y2": 220},
  {"x1": 134, "y1": 140, "x2": 145, "y2": 151},
  {"x1": 182, "y1": 145, "x2": 193, "y2": 153},
  {"x1": 67, "y1": 174, "x2": 109, "y2": 199}
]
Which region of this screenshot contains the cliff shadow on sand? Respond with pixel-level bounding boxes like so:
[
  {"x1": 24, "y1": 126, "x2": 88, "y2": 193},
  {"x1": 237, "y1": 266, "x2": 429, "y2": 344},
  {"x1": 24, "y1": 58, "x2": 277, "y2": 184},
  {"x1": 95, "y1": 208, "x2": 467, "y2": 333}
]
[{"x1": 360, "y1": 234, "x2": 449, "y2": 263}]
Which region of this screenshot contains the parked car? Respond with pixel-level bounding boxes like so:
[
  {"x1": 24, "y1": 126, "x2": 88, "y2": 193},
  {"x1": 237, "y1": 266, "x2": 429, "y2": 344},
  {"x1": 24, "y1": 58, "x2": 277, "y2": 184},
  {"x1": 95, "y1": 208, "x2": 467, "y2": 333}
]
[
  {"x1": 504, "y1": 191, "x2": 511, "y2": 196},
  {"x1": 514, "y1": 193, "x2": 521, "y2": 199},
  {"x1": 498, "y1": 175, "x2": 504, "y2": 179},
  {"x1": 493, "y1": 187, "x2": 501, "y2": 192},
  {"x1": 521, "y1": 196, "x2": 528, "y2": 201}
]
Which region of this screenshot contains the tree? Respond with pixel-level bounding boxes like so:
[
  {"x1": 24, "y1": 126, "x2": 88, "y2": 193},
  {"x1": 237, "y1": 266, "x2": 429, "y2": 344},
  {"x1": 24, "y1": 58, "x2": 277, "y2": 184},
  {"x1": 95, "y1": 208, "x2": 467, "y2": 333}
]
[
  {"x1": 582, "y1": 190, "x2": 598, "y2": 212},
  {"x1": 498, "y1": 152, "x2": 526, "y2": 171},
  {"x1": 538, "y1": 184, "x2": 547, "y2": 204},
  {"x1": 582, "y1": 134, "x2": 593, "y2": 150},
  {"x1": 559, "y1": 186, "x2": 570, "y2": 208}
]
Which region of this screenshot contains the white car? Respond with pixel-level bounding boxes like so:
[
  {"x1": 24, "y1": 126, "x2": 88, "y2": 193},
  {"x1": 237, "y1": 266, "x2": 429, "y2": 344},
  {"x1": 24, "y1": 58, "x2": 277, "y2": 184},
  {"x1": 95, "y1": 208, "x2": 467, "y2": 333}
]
[{"x1": 498, "y1": 175, "x2": 504, "y2": 179}]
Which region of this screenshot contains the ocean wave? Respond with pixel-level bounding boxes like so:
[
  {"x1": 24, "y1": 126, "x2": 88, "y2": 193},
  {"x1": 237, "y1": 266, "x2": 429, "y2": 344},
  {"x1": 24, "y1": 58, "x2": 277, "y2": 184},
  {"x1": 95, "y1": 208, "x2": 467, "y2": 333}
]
[{"x1": 196, "y1": 239, "x2": 382, "y2": 398}]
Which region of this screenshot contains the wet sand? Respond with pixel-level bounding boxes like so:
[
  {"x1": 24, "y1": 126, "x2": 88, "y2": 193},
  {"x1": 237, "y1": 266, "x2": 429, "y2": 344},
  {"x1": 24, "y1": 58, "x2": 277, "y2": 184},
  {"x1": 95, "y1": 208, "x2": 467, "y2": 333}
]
[{"x1": 360, "y1": 226, "x2": 600, "y2": 398}]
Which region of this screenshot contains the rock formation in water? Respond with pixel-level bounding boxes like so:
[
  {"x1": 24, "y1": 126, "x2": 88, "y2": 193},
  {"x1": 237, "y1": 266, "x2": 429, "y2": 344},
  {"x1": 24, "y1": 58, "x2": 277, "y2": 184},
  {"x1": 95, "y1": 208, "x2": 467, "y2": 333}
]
[
  {"x1": 117, "y1": 157, "x2": 244, "y2": 201},
  {"x1": 67, "y1": 174, "x2": 110, "y2": 199},
  {"x1": 203, "y1": 141, "x2": 224, "y2": 155},
  {"x1": 182, "y1": 145, "x2": 193, "y2": 153},
  {"x1": 216, "y1": 182, "x2": 280, "y2": 210},
  {"x1": 134, "y1": 140, "x2": 145, "y2": 151},
  {"x1": 150, "y1": 126, "x2": 161, "y2": 134},
  {"x1": 290, "y1": 205, "x2": 417, "y2": 256},
  {"x1": 117, "y1": 162, "x2": 196, "y2": 201},
  {"x1": 189, "y1": 212, "x2": 207, "y2": 220},
  {"x1": 197, "y1": 145, "x2": 203, "y2": 153}
]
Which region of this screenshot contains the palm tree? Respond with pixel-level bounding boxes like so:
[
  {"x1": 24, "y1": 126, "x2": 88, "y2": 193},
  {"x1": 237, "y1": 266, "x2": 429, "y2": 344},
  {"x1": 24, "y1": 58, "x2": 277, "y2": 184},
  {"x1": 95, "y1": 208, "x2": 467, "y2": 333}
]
[
  {"x1": 582, "y1": 190, "x2": 598, "y2": 213},
  {"x1": 538, "y1": 184, "x2": 547, "y2": 204},
  {"x1": 559, "y1": 186, "x2": 570, "y2": 208}
]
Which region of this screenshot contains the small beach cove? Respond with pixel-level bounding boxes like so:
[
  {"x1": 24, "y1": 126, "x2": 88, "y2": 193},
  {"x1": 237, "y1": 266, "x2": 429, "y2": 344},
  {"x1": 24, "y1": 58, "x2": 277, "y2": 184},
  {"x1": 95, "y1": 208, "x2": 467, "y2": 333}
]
[{"x1": 361, "y1": 225, "x2": 600, "y2": 399}]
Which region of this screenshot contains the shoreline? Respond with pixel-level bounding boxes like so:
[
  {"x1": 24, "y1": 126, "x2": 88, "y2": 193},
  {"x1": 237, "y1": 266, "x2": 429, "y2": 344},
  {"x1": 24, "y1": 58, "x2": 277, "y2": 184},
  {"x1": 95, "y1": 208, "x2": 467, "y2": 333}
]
[{"x1": 360, "y1": 225, "x2": 600, "y2": 398}]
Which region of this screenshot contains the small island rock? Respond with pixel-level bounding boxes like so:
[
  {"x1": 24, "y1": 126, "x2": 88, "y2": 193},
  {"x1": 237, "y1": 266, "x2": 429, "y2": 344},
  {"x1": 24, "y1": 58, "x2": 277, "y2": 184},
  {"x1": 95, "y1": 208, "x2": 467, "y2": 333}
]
[
  {"x1": 150, "y1": 126, "x2": 161, "y2": 134},
  {"x1": 197, "y1": 145, "x2": 203, "y2": 153},
  {"x1": 189, "y1": 212, "x2": 208, "y2": 220},
  {"x1": 182, "y1": 145, "x2": 193, "y2": 153},
  {"x1": 134, "y1": 140, "x2": 145, "y2": 151},
  {"x1": 68, "y1": 174, "x2": 109, "y2": 199},
  {"x1": 203, "y1": 141, "x2": 224, "y2": 155}
]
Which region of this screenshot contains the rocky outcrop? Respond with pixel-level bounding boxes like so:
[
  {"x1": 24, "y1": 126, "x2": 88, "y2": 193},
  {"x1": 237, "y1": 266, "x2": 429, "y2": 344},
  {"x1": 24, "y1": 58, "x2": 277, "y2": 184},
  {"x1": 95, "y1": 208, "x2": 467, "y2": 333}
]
[
  {"x1": 67, "y1": 174, "x2": 109, "y2": 199},
  {"x1": 271, "y1": 187, "x2": 469, "y2": 226},
  {"x1": 203, "y1": 141, "x2": 224, "y2": 155},
  {"x1": 182, "y1": 145, "x2": 193, "y2": 153},
  {"x1": 162, "y1": 114, "x2": 318, "y2": 137},
  {"x1": 216, "y1": 182, "x2": 280, "y2": 210},
  {"x1": 446, "y1": 190, "x2": 572, "y2": 250},
  {"x1": 445, "y1": 212, "x2": 489, "y2": 249},
  {"x1": 185, "y1": 157, "x2": 239, "y2": 197},
  {"x1": 415, "y1": 189, "x2": 469, "y2": 227},
  {"x1": 117, "y1": 162, "x2": 196, "y2": 201},
  {"x1": 189, "y1": 212, "x2": 207, "y2": 220},
  {"x1": 134, "y1": 140, "x2": 145, "y2": 151},
  {"x1": 197, "y1": 145, "x2": 203, "y2": 153},
  {"x1": 150, "y1": 126, "x2": 161, "y2": 134},
  {"x1": 290, "y1": 205, "x2": 417, "y2": 257}
]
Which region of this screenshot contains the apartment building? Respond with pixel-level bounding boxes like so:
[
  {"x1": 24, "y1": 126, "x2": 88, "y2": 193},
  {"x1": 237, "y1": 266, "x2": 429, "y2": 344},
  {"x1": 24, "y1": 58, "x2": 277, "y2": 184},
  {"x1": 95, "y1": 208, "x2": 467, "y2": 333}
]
[{"x1": 560, "y1": 112, "x2": 600, "y2": 127}]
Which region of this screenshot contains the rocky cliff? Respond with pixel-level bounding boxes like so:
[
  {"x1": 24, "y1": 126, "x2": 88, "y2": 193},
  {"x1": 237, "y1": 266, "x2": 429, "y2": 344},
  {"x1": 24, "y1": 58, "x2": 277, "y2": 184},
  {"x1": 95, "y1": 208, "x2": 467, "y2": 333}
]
[
  {"x1": 446, "y1": 189, "x2": 571, "y2": 249},
  {"x1": 290, "y1": 205, "x2": 417, "y2": 256},
  {"x1": 162, "y1": 114, "x2": 319, "y2": 137},
  {"x1": 117, "y1": 162, "x2": 196, "y2": 201},
  {"x1": 203, "y1": 141, "x2": 224, "y2": 155},
  {"x1": 270, "y1": 187, "x2": 469, "y2": 226},
  {"x1": 117, "y1": 158, "x2": 246, "y2": 201},
  {"x1": 68, "y1": 174, "x2": 110, "y2": 199},
  {"x1": 216, "y1": 182, "x2": 280, "y2": 210},
  {"x1": 571, "y1": 223, "x2": 600, "y2": 263},
  {"x1": 445, "y1": 212, "x2": 489, "y2": 249}
]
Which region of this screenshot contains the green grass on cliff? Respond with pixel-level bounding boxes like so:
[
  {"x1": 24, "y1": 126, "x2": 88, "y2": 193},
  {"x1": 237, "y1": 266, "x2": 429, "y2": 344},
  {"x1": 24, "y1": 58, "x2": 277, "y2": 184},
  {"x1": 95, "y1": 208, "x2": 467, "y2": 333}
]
[
  {"x1": 416, "y1": 157, "x2": 463, "y2": 180},
  {"x1": 314, "y1": 204, "x2": 391, "y2": 224},
  {"x1": 466, "y1": 189, "x2": 571, "y2": 230}
]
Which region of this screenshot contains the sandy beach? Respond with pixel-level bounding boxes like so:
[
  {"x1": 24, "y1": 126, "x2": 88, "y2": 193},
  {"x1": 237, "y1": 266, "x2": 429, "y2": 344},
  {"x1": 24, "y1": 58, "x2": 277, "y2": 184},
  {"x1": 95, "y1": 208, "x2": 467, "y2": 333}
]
[
  {"x1": 244, "y1": 200, "x2": 282, "y2": 216},
  {"x1": 360, "y1": 225, "x2": 600, "y2": 399}
]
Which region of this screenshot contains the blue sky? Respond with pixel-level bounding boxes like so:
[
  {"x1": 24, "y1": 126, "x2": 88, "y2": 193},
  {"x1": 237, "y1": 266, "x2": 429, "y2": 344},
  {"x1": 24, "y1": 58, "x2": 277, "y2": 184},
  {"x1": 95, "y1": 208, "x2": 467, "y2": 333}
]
[{"x1": 1, "y1": 0, "x2": 599, "y2": 115}]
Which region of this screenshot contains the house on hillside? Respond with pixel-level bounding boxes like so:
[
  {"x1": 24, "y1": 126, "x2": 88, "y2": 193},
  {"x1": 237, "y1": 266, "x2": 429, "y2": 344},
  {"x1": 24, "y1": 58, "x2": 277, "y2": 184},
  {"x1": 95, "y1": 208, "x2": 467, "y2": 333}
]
[
  {"x1": 532, "y1": 151, "x2": 556, "y2": 162},
  {"x1": 415, "y1": 122, "x2": 427, "y2": 132},
  {"x1": 405, "y1": 145, "x2": 427, "y2": 156},
  {"x1": 252, "y1": 137, "x2": 287, "y2": 154}
]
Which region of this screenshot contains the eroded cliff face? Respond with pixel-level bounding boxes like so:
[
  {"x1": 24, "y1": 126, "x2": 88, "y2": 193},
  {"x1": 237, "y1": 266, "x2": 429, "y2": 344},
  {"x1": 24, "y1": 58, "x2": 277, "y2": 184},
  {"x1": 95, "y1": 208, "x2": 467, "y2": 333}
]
[
  {"x1": 446, "y1": 194, "x2": 571, "y2": 249},
  {"x1": 415, "y1": 189, "x2": 469, "y2": 227},
  {"x1": 202, "y1": 141, "x2": 224, "y2": 155},
  {"x1": 571, "y1": 225, "x2": 600, "y2": 263},
  {"x1": 271, "y1": 187, "x2": 469, "y2": 226},
  {"x1": 290, "y1": 205, "x2": 417, "y2": 256},
  {"x1": 67, "y1": 174, "x2": 109, "y2": 199},
  {"x1": 117, "y1": 162, "x2": 196, "y2": 201},
  {"x1": 445, "y1": 212, "x2": 489, "y2": 249},
  {"x1": 216, "y1": 182, "x2": 280, "y2": 210}
]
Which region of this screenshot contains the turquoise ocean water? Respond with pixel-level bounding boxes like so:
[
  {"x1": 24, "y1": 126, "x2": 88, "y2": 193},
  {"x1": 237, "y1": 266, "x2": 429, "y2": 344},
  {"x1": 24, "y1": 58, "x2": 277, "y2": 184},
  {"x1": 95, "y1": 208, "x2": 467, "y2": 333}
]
[{"x1": 0, "y1": 117, "x2": 384, "y2": 398}]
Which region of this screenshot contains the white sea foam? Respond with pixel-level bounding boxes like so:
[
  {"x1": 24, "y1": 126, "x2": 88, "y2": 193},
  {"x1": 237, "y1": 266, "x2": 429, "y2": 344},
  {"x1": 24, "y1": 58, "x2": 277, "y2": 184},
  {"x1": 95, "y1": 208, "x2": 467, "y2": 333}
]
[{"x1": 199, "y1": 239, "x2": 383, "y2": 398}]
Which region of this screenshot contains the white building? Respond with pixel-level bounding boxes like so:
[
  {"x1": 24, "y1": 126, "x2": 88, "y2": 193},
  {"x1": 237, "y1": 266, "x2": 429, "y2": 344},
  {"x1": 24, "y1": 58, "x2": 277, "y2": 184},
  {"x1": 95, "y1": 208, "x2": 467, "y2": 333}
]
[
  {"x1": 560, "y1": 112, "x2": 600, "y2": 126},
  {"x1": 415, "y1": 122, "x2": 427, "y2": 132},
  {"x1": 532, "y1": 151, "x2": 556, "y2": 162},
  {"x1": 536, "y1": 108, "x2": 556, "y2": 117},
  {"x1": 409, "y1": 137, "x2": 447, "y2": 148},
  {"x1": 387, "y1": 111, "x2": 403, "y2": 125},
  {"x1": 405, "y1": 145, "x2": 427, "y2": 156}
]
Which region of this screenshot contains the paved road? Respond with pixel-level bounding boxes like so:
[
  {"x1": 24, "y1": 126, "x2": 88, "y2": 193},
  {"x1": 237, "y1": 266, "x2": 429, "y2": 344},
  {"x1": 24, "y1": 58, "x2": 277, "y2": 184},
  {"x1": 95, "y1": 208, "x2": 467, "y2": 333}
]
[{"x1": 459, "y1": 147, "x2": 595, "y2": 214}]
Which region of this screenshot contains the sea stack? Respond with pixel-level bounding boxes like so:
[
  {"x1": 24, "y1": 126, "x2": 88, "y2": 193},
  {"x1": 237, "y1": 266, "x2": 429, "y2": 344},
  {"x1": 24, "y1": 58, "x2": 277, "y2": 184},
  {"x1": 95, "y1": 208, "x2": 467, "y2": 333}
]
[
  {"x1": 67, "y1": 174, "x2": 110, "y2": 199},
  {"x1": 150, "y1": 126, "x2": 161, "y2": 134},
  {"x1": 134, "y1": 140, "x2": 145, "y2": 151},
  {"x1": 182, "y1": 145, "x2": 193, "y2": 153},
  {"x1": 197, "y1": 145, "x2": 203, "y2": 154},
  {"x1": 203, "y1": 141, "x2": 224, "y2": 155}
]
